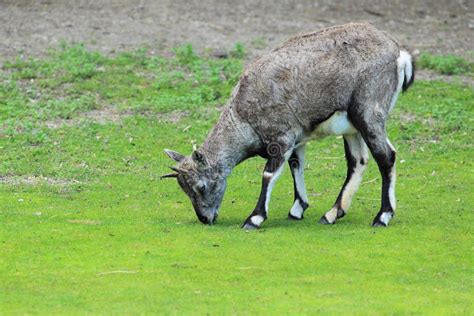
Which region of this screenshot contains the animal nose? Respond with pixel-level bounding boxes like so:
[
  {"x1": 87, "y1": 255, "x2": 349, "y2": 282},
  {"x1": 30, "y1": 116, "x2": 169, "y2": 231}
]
[
  {"x1": 197, "y1": 213, "x2": 217, "y2": 225},
  {"x1": 197, "y1": 214, "x2": 209, "y2": 224}
]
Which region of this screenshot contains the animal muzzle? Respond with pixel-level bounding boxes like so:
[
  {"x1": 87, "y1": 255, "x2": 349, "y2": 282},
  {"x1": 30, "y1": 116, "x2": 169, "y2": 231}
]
[{"x1": 196, "y1": 212, "x2": 218, "y2": 225}]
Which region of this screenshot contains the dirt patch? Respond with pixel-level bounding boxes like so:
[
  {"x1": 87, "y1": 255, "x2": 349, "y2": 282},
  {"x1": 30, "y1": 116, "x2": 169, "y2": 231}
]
[
  {"x1": 1, "y1": 0, "x2": 472, "y2": 63},
  {"x1": 416, "y1": 69, "x2": 474, "y2": 87},
  {"x1": 156, "y1": 110, "x2": 190, "y2": 124},
  {"x1": 44, "y1": 105, "x2": 129, "y2": 129},
  {"x1": 44, "y1": 107, "x2": 190, "y2": 129},
  {"x1": 396, "y1": 110, "x2": 435, "y2": 126},
  {"x1": 0, "y1": 175, "x2": 80, "y2": 186}
]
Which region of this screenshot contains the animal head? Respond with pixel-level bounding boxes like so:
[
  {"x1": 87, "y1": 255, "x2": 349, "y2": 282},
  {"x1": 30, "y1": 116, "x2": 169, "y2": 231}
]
[{"x1": 161, "y1": 149, "x2": 227, "y2": 225}]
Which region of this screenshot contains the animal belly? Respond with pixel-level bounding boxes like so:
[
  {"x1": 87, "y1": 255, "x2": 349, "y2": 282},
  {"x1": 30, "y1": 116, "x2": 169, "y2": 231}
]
[{"x1": 302, "y1": 111, "x2": 357, "y2": 144}]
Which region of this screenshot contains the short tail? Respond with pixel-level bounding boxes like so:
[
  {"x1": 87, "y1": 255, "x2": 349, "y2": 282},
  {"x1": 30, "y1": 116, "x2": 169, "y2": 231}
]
[{"x1": 399, "y1": 50, "x2": 415, "y2": 92}]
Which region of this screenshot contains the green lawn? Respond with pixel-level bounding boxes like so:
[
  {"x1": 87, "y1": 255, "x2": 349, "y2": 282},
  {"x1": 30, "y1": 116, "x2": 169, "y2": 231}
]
[{"x1": 1, "y1": 45, "x2": 473, "y2": 314}]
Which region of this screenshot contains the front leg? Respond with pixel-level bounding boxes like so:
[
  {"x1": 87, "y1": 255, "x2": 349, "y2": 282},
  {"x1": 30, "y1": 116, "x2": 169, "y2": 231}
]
[
  {"x1": 288, "y1": 145, "x2": 309, "y2": 220},
  {"x1": 242, "y1": 152, "x2": 287, "y2": 229}
]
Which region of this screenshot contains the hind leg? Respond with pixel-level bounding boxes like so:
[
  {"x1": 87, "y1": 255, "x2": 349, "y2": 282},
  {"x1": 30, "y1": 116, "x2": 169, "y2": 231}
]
[
  {"x1": 319, "y1": 133, "x2": 369, "y2": 224},
  {"x1": 288, "y1": 145, "x2": 309, "y2": 220},
  {"x1": 350, "y1": 114, "x2": 397, "y2": 226},
  {"x1": 368, "y1": 136, "x2": 397, "y2": 227}
]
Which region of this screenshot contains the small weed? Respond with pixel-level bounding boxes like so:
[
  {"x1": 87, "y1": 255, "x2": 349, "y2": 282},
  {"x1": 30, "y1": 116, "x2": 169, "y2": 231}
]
[
  {"x1": 230, "y1": 42, "x2": 246, "y2": 59},
  {"x1": 418, "y1": 52, "x2": 474, "y2": 75},
  {"x1": 251, "y1": 37, "x2": 267, "y2": 49},
  {"x1": 173, "y1": 44, "x2": 200, "y2": 66}
]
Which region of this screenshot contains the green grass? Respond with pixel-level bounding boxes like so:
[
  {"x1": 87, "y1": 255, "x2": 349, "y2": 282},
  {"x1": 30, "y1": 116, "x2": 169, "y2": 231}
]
[
  {"x1": 418, "y1": 52, "x2": 474, "y2": 75},
  {"x1": 1, "y1": 44, "x2": 473, "y2": 314}
]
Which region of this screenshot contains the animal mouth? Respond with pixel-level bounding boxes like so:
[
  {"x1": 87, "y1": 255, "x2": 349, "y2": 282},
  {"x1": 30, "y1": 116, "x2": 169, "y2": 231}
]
[{"x1": 197, "y1": 212, "x2": 218, "y2": 225}]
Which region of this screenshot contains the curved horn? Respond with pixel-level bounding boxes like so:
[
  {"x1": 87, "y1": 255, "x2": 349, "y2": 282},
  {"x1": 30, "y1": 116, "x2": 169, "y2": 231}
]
[
  {"x1": 169, "y1": 166, "x2": 181, "y2": 173},
  {"x1": 160, "y1": 173, "x2": 178, "y2": 179}
]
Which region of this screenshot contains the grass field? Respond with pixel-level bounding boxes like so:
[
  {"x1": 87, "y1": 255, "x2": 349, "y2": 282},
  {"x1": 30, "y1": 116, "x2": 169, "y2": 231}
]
[{"x1": 1, "y1": 45, "x2": 473, "y2": 314}]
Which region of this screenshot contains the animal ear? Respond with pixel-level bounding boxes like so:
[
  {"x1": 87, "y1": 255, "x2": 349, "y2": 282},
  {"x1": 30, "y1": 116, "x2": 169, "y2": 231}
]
[
  {"x1": 164, "y1": 149, "x2": 185, "y2": 162},
  {"x1": 192, "y1": 150, "x2": 208, "y2": 167}
]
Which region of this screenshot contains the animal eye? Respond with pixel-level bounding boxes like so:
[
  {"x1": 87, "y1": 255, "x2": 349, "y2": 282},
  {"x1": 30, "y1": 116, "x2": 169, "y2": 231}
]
[{"x1": 198, "y1": 184, "x2": 206, "y2": 193}]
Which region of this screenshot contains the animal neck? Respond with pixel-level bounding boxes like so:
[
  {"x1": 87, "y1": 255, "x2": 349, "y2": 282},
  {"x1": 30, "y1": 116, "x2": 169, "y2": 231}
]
[{"x1": 201, "y1": 106, "x2": 260, "y2": 177}]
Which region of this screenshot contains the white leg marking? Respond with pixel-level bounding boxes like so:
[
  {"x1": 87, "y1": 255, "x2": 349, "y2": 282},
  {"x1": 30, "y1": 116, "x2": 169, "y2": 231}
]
[
  {"x1": 386, "y1": 138, "x2": 397, "y2": 210},
  {"x1": 389, "y1": 165, "x2": 397, "y2": 210},
  {"x1": 250, "y1": 215, "x2": 264, "y2": 226},
  {"x1": 290, "y1": 145, "x2": 308, "y2": 218},
  {"x1": 339, "y1": 134, "x2": 369, "y2": 212},
  {"x1": 289, "y1": 146, "x2": 308, "y2": 219},
  {"x1": 293, "y1": 167, "x2": 307, "y2": 201},
  {"x1": 386, "y1": 138, "x2": 396, "y2": 152},
  {"x1": 264, "y1": 164, "x2": 285, "y2": 213},
  {"x1": 340, "y1": 163, "x2": 366, "y2": 211},
  {"x1": 289, "y1": 200, "x2": 304, "y2": 218},
  {"x1": 324, "y1": 207, "x2": 338, "y2": 223},
  {"x1": 293, "y1": 146, "x2": 308, "y2": 202},
  {"x1": 380, "y1": 212, "x2": 393, "y2": 225}
]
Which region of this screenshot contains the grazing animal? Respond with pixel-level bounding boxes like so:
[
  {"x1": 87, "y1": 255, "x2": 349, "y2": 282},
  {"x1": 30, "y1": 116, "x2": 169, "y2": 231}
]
[{"x1": 162, "y1": 22, "x2": 415, "y2": 229}]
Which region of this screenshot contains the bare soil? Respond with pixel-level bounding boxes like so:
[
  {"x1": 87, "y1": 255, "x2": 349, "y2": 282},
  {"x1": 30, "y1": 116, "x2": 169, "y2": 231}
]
[{"x1": 1, "y1": 0, "x2": 473, "y2": 61}]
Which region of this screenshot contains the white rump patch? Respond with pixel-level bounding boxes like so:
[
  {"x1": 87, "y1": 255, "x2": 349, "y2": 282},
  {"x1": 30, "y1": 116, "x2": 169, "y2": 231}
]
[
  {"x1": 399, "y1": 50, "x2": 413, "y2": 83},
  {"x1": 390, "y1": 50, "x2": 412, "y2": 111}
]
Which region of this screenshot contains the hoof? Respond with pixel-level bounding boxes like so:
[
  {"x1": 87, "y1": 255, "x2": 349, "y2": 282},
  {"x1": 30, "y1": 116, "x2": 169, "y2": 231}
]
[
  {"x1": 318, "y1": 215, "x2": 333, "y2": 225},
  {"x1": 372, "y1": 220, "x2": 387, "y2": 227},
  {"x1": 288, "y1": 213, "x2": 303, "y2": 221},
  {"x1": 336, "y1": 208, "x2": 346, "y2": 219},
  {"x1": 372, "y1": 211, "x2": 393, "y2": 227},
  {"x1": 241, "y1": 214, "x2": 265, "y2": 230},
  {"x1": 241, "y1": 222, "x2": 259, "y2": 230},
  {"x1": 288, "y1": 201, "x2": 308, "y2": 221}
]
